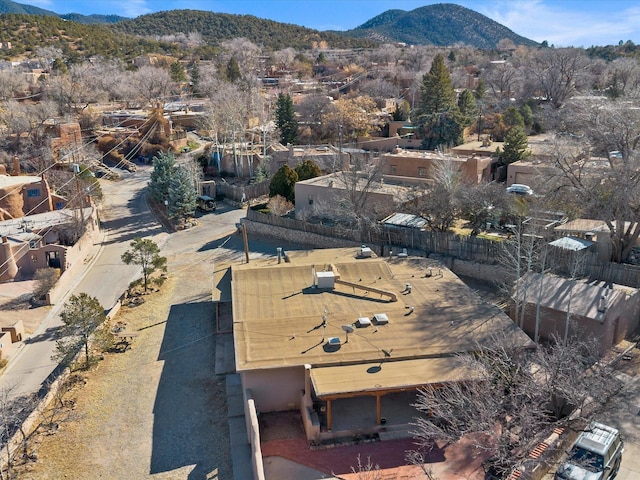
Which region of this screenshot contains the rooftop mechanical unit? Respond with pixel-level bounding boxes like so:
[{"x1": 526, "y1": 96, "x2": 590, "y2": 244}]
[
  {"x1": 373, "y1": 313, "x2": 389, "y2": 325},
  {"x1": 356, "y1": 317, "x2": 371, "y2": 327}
]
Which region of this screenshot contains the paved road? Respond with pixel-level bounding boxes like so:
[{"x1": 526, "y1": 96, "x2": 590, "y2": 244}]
[{"x1": 0, "y1": 166, "x2": 166, "y2": 399}]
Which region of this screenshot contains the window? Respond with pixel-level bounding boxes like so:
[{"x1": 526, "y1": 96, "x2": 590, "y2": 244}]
[
  {"x1": 418, "y1": 167, "x2": 426, "y2": 177},
  {"x1": 55, "y1": 202, "x2": 64, "y2": 210},
  {"x1": 27, "y1": 188, "x2": 41, "y2": 198},
  {"x1": 29, "y1": 240, "x2": 38, "y2": 249}
]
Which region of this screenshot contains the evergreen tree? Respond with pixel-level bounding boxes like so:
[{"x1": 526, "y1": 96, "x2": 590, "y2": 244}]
[
  {"x1": 167, "y1": 166, "x2": 197, "y2": 220},
  {"x1": 497, "y1": 126, "x2": 531, "y2": 166},
  {"x1": 415, "y1": 54, "x2": 464, "y2": 150},
  {"x1": 295, "y1": 159, "x2": 321, "y2": 181},
  {"x1": 189, "y1": 61, "x2": 200, "y2": 94},
  {"x1": 148, "y1": 151, "x2": 176, "y2": 203},
  {"x1": 269, "y1": 165, "x2": 298, "y2": 203},
  {"x1": 55, "y1": 293, "x2": 105, "y2": 369},
  {"x1": 275, "y1": 93, "x2": 298, "y2": 145},
  {"x1": 226, "y1": 56, "x2": 241, "y2": 82},
  {"x1": 503, "y1": 106, "x2": 525, "y2": 130},
  {"x1": 121, "y1": 238, "x2": 167, "y2": 292},
  {"x1": 520, "y1": 104, "x2": 534, "y2": 128},
  {"x1": 457, "y1": 89, "x2": 478, "y2": 127},
  {"x1": 416, "y1": 54, "x2": 455, "y2": 116},
  {"x1": 170, "y1": 61, "x2": 187, "y2": 82},
  {"x1": 474, "y1": 78, "x2": 487, "y2": 100}
]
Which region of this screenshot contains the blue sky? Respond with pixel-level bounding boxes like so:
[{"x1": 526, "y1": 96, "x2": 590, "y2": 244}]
[{"x1": 19, "y1": 0, "x2": 640, "y2": 47}]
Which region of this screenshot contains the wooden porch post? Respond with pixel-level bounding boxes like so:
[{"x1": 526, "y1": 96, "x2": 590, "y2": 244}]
[
  {"x1": 327, "y1": 399, "x2": 332, "y2": 431},
  {"x1": 376, "y1": 394, "x2": 381, "y2": 425}
]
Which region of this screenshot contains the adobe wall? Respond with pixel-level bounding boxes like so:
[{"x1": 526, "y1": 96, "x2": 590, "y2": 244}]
[
  {"x1": 241, "y1": 366, "x2": 305, "y2": 413},
  {"x1": 47, "y1": 209, "x2": 101, "y2": 305}
]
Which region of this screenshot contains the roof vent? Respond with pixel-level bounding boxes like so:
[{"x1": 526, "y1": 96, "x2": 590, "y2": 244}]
[
  {"x1": 356, "y1": 317, "x2": 371, "y2": 328},
  {"x1": 327, "y1": 337, "x2": 341, "y2": 346},
  {"x1": 373, "y1": 313, "x2": 389, "y2": 325}
]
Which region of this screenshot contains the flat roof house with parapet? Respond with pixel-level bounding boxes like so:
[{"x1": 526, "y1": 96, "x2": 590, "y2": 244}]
[
  {"x1": 294, "y1": 172, "x2": 413, "y2": 221},
  {"x1": 513, "y1": 272, "x2": 640, "y2": 353},
  {"x1": 222, "y1": 247, "x2": 533, "y2": 450},
  {"x1": 380, "y1": 148, "x2": 496, "y2": 185}
]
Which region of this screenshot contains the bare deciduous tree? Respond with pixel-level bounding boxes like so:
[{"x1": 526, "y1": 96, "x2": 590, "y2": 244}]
[{"x1": 412, "y1": 333, "x2": 621, "y2": 479}]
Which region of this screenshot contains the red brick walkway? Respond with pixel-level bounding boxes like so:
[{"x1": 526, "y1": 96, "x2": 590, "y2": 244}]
[{"x1": 261, "y1": 435, "x2": 488, "y2": 479}]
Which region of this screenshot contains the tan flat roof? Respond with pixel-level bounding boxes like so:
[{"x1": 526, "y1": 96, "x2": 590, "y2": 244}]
[
  {"x1": 310, "y1": 357, "x2": 479, "y2": 398},
  {"x1": 231, "y1": 248, "x2": 533, "y2": 372}
]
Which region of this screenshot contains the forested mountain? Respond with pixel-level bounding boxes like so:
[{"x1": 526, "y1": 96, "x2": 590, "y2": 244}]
[
  {"x1": 346, "y1": 3, "x2": 538, "y2": 49},
  {"x1": 0, "y1": 0, "x2": 54, "y2": 16},
  {"x1": 111, "y1": 10, "x2": 376, "y2": 50},
  {"x1": 0, "y1": 0, "x2": 127, "y2": 23},
  {"x1": 0, "y1": 14, "x2": 179, "y2": 60}
]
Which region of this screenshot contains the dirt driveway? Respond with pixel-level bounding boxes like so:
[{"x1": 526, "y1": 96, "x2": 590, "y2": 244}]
[{"x1": 14, "y1": 241, "x2": 242, "y2": 479}]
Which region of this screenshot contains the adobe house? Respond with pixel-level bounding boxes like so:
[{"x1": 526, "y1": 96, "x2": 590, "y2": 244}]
[
  {"x1": 294, "y1": 172, "x2": 413, "y2": 221},
  {"x1": 0, "y1": 172, "x2": 65, "y2": 220},
  {"x1": 220, "y1": 247, "x2": 533, "y2": 447},
  {"x1": 270, "y1": 143, "x2": 350, "y2": 175},
  {"x1": 379, "y1": 148, "x2": 496, "y2": 184},
  {"x1": 512, "y1": 272, "x2": 640, "y2": 353},
  {"x1": 0, "y1": 207, "x2": 97, "y2": 282}
]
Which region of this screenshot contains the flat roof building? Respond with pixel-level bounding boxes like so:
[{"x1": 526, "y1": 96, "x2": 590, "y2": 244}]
[{"x1": 222, "y1": 247, "x2": 533, "y2": 444}]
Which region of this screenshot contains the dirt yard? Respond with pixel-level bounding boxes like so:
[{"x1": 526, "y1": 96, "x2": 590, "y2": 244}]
[{"x1": 13, "y1": 252, "x2": 233, "y2": 479}]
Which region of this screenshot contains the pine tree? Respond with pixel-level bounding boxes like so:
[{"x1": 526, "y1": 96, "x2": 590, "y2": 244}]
[
  {"x1": 167, "y1": 166, "x2": 197, "y2": 220},
  {"x1": 226, "y1": 57, "x2": 241, "y2": 83},
  {"x1": 148, "y1": 151, "x2": 176, "y2": 203},
  {"x1": 269, "y1": 165, "x2": 299, "y2": 203},
  {"x1": 170, "y1": 61, "x2": 187, "y2": 82},
  {"x1": 457, "y1": 89, "x2": 478, "y2": 127},
  {"x1": 121, "y1": 238, "x2": 167, "y2": 292},
  {"x1": 503, "y1": 106, "x2": 525, "y2": 130},
  {"x1": 55, "y1": 293, "x2": 105, "y2": 369},
  {"x1": 497, "y1": 126, "x2": 531, "y2": 166},
  {"x1": 275, "y1": 93, "x2": 298, "y2": 145},
  {"x1": 295, "y1": 159, "x2": 321, "y2": 181},
  {"x1": 415, "y1": 54, "x2": 464, "y2": 150},
  {"x1": 416, "y1": 54, "x2": 455, "y2": 117}
]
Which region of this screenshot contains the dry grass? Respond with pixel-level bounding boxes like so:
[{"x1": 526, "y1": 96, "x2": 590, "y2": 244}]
[{"x1": 13, "y1": 256, "x2": 232, "y2": 479}]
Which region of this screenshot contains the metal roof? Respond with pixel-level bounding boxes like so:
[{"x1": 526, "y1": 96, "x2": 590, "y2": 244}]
[{"x1": 549, "y1": 236, "x2": 593, "y2": 251}]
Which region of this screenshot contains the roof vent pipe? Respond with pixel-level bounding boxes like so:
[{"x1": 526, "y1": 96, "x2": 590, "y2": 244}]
[{"x1": 277, "y1": 247, "x2": 282, "y2": 264}]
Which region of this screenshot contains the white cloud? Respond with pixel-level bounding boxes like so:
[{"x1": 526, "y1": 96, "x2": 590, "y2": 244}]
[
  {"x1": 95, "y1": 0, "x2": 152, "y2": 17},
  {"x1": 480, "y1": 0, "x2": 640, "y2": 47}
]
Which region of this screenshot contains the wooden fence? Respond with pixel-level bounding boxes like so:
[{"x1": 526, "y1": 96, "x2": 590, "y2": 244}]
[{"x1": 246, "y1": 209, "x2": 640, "y2": 289}]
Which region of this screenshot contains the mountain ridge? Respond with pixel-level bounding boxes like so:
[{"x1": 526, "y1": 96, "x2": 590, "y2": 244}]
[{"x1": 0, "y1": 0, "x2": 538, "y2": 50}]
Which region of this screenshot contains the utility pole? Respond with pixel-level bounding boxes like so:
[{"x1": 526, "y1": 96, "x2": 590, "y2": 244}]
[{"x1": 73, "y1": 164, "x2": 85, "y2": 226}]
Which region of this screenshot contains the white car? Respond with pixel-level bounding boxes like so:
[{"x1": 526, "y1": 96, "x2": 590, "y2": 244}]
[
  {"x1": 555, "y1": 422, "x2": 623, "y2": 480},
  {"x1": 506, "y1": 184, "x2": 534, "y2": 195}
]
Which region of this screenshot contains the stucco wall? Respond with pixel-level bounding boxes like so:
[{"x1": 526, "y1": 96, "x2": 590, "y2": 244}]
[
  {"x1": 243, "y1": 218, "x2": 360, "y2": 250},
  {"x1": 241, "y1": 366, "x2": 305, "y2": 413},
  {"x1": 47, "y1": 210, "x2": 101, "y2": 305}
]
